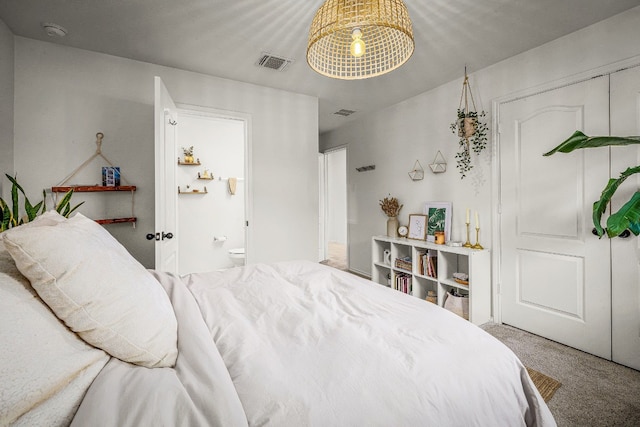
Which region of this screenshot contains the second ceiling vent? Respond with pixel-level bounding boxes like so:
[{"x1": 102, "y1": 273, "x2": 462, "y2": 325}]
[{"x1": 334, "y1": 109, "x2": 356, "y2": 117}]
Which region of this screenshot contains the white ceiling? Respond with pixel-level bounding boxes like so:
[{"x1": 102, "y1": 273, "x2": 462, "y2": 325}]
[{"x1": 1, "y1": 0, "x2": 639, "y2": 134}]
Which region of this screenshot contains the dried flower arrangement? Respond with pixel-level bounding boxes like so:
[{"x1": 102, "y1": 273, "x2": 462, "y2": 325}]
[{"x1": 379, "y1": 195, "x2": 403, "y2": 218}]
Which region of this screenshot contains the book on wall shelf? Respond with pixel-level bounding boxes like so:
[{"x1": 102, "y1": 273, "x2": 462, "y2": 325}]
[
  {"x1": 394, "y1": 273, "x2": 412, "y2": 294},
  {"x1": 418, "y1": 250, "x2": 438, "y2": 278}
]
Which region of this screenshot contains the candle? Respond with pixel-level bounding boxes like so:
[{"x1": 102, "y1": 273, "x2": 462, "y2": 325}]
[
  {"x1": 466, "y1": 208, "x2": 470, "y2": 224},
  {"x1": 475, "y1": 211, "x2": 479, "y2": 228}
]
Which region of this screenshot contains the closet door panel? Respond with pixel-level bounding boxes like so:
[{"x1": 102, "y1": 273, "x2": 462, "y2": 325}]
[
  {"x1": 499, "y1": 77, "x2": 611, "y2": 359},
  {"x1": 610, "y1": 66, "x2": 640, "y2": 371}
]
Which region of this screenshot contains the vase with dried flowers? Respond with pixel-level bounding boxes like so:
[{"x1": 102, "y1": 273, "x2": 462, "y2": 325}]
[{"x1": 379, "y1": 195, "x2": 403, "y2": 237}]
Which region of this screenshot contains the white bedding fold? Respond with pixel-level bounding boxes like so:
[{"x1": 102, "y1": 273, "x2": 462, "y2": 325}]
[
  {"x1": 71, "y1": 271, "x2": 247, "y2": 427},
  {"x1": 184, "y1": 261, "x2": 555, "y2": 427}
]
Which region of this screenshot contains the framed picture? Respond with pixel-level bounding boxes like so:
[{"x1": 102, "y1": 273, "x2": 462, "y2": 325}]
[
  {"x1": 424, "y1": 202, "x2": 452, "y2": 243},
  {"x1": 408, "y1": 214, "x2": 427, "y2": 240},
  {"x1": 102, "y1": 166, "x2": 121, "y2": 187}
]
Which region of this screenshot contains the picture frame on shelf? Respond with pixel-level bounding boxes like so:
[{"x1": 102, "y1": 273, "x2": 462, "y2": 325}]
[
  {"x1": 424, "y1": 201, "x2": 452, "y2": 243},
  {"x1": 102, "y1": 166, "x2": 121, "y2": 187},
  {"x1": 407, "y1": 214, "x2": 427, "y2": 240}
]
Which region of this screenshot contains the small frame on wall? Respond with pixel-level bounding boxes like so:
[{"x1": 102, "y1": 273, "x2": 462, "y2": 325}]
[
  {"x1": 424, "y1": 202, "x2": 452, "y2": 243},
  {"x1": 408, "y1": 214, "x2": 427, "y2": 240}
]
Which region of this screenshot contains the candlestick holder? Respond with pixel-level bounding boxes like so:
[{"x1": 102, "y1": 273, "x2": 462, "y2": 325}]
[
  {"x1": 463, "y1": 222, "x2": 472, "y2": 248},
  {"x1": 472, "y1": 227, "x2": 483, "y2": 250}
]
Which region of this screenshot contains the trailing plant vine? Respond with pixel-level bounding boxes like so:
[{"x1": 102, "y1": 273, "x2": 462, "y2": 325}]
[
  {"x1": 450, "y1": 68, "x2": 489, "y2": 179},
  {"x1": 450, "y1": 109, "x2": 489, "y2": 178}
]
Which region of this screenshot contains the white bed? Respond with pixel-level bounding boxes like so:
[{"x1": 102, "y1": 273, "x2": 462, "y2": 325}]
[{"x1": 0, "y1": 212, "x2": 555, "y2": 426}]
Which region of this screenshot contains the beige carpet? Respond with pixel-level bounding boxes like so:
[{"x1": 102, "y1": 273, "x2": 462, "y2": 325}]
[{"x1": 482, "y1": 323, "x2": 640, "y2": 427}]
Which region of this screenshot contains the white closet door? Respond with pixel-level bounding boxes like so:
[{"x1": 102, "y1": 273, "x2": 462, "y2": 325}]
[
  {"x1": 499, "y1": 77, "x2": 611, "y2": 359},
  {"x1": 154, "y1": 76, "x2": 179, "y2": 273},
  {"x1": 610, "y1": 66, "x2": 640, "y2": 371}
]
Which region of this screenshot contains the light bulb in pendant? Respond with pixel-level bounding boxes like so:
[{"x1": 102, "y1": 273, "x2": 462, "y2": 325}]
[{"x1": 350, "y1": 28, "x2": 365, "y2": 58}]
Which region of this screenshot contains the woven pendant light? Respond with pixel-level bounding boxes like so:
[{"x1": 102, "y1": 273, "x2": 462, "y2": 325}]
[{"x1": 307, "y1": 0, "x2": 415, "y2": 80}]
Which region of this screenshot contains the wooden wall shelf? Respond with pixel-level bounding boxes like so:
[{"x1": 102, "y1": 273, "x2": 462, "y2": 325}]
[
  {"x1": 51, "y1": 185, "x2": 137, "y2": 226},
  {"x1": 52, "y1": 185, "x2": 137, "y2": 192},
  {"x1": 95, "y1": 217, "x2": 137, "y2": 225},
  {"x1": 178, "y1": 188, "x2": 208, "y2": 194}
]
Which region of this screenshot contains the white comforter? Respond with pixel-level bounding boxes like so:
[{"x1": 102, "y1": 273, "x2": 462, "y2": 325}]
[{"x1": 73, "y1": 261, "x2": 555, "y2": 426}]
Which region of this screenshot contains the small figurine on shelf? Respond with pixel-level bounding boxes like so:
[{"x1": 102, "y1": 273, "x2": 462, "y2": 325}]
[
  {"x1": 182, "y1": 146, "x2": 194, "y2": 163},
  {"x1": 199, "y1": 169, "x2": 212, "y2": 179}
]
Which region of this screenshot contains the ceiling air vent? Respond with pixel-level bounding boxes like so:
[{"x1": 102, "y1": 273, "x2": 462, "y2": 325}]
[
  {"x1": 334, "y1": 109, "x2": 356, "y2": 117},
  {"x1": 256, "y1": 53, "x2": 293, "y2": 72}
]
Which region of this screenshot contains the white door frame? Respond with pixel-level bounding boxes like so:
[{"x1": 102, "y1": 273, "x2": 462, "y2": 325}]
[
  {"x1": 175, "y1": 103, "x2": 253, "y2": 266},
  {"x1": 154, "y1": 76, "x2": 179, "y2": 273},
  {"x1": 491, "y1": 55, "x2": 640, "y2": 324},
  {"x1": 318, "y1": 153, "x2": 326, "y2": 262},
  {"x1": 320, "y1": 145, "x2": 348, "y2": 267}
]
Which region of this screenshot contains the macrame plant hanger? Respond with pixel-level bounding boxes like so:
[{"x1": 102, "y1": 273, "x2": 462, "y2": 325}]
[
  {"x1": 54, "y1": 132, "x2": 136, "y2": 227},
  {"x1": 457, "y1": 66, "x2": 478, "y2": 140}
]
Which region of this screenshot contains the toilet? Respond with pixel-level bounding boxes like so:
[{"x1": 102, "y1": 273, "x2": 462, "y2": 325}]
[{"x1": 228, "y1": 248, "x2": 245, "y2": 266}]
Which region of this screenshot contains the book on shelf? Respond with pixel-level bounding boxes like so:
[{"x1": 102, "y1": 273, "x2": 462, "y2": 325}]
[
  {"x1": 394, "y1": 273, "x2": 412, "y2": 294},
  {"x1": 419, "y1": 250, "x2": 438, "y2": 278}
]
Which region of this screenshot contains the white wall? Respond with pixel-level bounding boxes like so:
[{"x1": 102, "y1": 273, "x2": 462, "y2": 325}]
[
  {"x1": 177, "y1": 113, "x2": 245, "y2": 273},
  {"x1": 320, "y1": 6, "x2": 640, "y2": 276},
  {"x1": 0, "y1": 18, "x2": 13, "y2": 199},
  {"x1": 13, "y1": 37, "x2": 318, "y2": 268}
]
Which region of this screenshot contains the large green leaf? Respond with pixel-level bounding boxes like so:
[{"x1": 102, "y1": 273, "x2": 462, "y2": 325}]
[
  {"x1": 9, "y1": 177, "x2": 19, "y2": 224},
  {"x1": 55, "y1": 189, "x2": 75, "y2": 215},
  {"x1": 5, "y1": 174, "x2": 42, "y2": 223},
  {"x1": 40, "y1": 189, "x2": 47, "y2": 214},
  {"x1": 592, "y1": 166, "x2": 640, "y2": 237},
  {"x1": 543, "y1": 131, "x2": 640, "y2": 156},
  {"x1": 606, "y1": 191, "x2": 640, "y2": 237},
  {"x1": 0, "y1": 199, "x2": 11, "y2": 232},
  {"x1": 65, "y1": 200, "x2": 84, "y2": 218},
  {"x1": 54, "y1": 189, "x2": 84, "y2": 218}
]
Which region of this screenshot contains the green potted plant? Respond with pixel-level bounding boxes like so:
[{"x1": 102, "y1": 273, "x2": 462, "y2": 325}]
[
  {"x1": 0, "y1": 174, "x2": 83, "y2": 232},
  {"x1": 544, "y1": 131, "x2": 640, "y2": 238},
  {"x1": 450, "y1": 71, "x2": 489, "y2": 179}
]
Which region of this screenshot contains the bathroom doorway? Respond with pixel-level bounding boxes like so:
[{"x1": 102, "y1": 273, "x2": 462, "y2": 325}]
[
  {"x1": 175, "y1": 107, "x2": 249, "y2": 274},
  {"x1": 320, "y1": 147, "x2": 347, "y2": 270}
]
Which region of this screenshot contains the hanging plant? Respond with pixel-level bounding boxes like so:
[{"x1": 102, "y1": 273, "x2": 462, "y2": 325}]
[{"x1": 450, "y1": 69, "x2": 489, "y2": 178}]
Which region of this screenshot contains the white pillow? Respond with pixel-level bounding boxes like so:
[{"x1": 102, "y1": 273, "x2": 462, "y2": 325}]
[
  {"x1": 1, "y1": 212, "x2": 178, "y2": 368},
  {"x1": 0, "y1": 243, "x2": 110, "y2": 426}
]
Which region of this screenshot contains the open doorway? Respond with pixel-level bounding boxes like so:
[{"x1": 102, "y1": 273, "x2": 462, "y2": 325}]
[{"x1": 319, "y1": 147, "x2": 347, "y2": 270}]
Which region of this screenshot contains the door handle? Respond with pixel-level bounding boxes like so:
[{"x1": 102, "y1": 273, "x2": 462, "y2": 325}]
[
  {"x1": 619, "y1": 229, "x2": 631, "y2": 238},
  {"x1": 591, "y1": 228, "x2": 632, "y2": 238},
  {"x1": 146, "y1": 232, "x2": 174, "y2": 241}
]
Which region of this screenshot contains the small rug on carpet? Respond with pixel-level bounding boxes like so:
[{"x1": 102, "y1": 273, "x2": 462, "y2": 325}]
[{"x1": 526, "y1": 367, "x2": 561, "y2": 402}]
